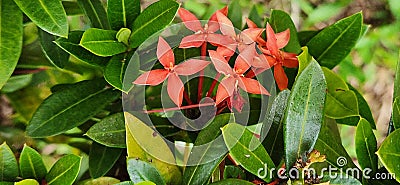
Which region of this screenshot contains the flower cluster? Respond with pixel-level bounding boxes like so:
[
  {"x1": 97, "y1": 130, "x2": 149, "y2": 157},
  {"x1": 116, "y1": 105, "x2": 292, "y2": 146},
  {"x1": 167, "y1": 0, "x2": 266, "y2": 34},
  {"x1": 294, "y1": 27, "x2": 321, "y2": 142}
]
[{"x1": 133, "y1": 7, "x2": 299, "y2": 112}]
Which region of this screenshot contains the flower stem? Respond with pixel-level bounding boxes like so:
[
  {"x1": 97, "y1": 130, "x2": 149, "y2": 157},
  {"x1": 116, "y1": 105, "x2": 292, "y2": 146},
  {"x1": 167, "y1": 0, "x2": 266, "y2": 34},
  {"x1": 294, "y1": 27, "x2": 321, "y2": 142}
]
[
  {"x1": 197, "y1": 43, "x2": 207, "y2": 102},
  {"x1": 144, "y1": 102, "x2": 215, "y2": 114},
  {"x1": 183, "y1": 90, "x2": 193, "y2": 105}
]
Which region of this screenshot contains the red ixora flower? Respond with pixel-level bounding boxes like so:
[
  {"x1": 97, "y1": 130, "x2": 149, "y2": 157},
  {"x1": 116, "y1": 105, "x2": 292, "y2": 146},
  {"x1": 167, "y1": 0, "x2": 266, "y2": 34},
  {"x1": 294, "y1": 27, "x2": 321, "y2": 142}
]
[{"x1": 133, "y1": 37, "x2": 210, "y2": 107}]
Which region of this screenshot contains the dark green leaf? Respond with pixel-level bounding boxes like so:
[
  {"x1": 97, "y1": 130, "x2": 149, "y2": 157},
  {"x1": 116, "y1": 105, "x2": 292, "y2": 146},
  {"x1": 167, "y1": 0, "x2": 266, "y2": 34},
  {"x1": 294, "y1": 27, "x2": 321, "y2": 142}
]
[
  {"x1": 355, "y1": 118, "x2": 378, "y2": 172},
  {"x1": 46, "y1": 154, "x2": 81, "y2": 185},
  {"x1": 248, "y1": 5, "x2": 262, "y2": 28},
  {"x1": 1, "y1": 74, "x2": 32, "y2": 93},
  {"x1": 89, "y1": 142, "x2": 123, "y2": 178},
  {"x1": 209, "y1": 179, "x2": 254, "y2": 185},
  {"x1": 19, "y1": 145, "x2": 47, "y2": 180},
  {"x1": 54, "y1": 31, "x2": 109, "y2": 67},
  {"x1": 77, "y1": 0, "x2": 110, "y2": 29},
  {"x1": 306, "y1": 12, "x2": 362, "y2": 69},
  {"x1": 321, "y1": 172, "x2": 362, "y2": 185},
  {"x1": 127, "y1": 159, "x2": 166, "y2": 185},
  {"x1": 393, "y1": 97, "x2": 400, "y2": 129},
  {"x1": 227, "y1": 0, "x2": 242, "y2": 29},
  {"x1": 39, "y1": 29, "x2": 70, "y2": 68},
  {"x1": 377, "y1": 129, "x2": 400, "y2": 182},
  {"x1": 86, "y1": 113, "x2": 126, "y2": 148},
  {"x1": 104, "y1": 54, "x2": 129, "y2": 92},
  {"x1": 284, "y1": 61, "x2": 326, "y2": 170},
  {"x1": 26, "y1": 79, "x2": 120, "y2": 137},
  {"x1": 0, "y1": 142, "x2": 18, "y2": 181},
  {"x1": 297, "y1": 31, "x2": 319, "y2": 46},
  {"x1": 80, "y1": 28, "x2": 127, "y2": 57},
  {"x1": 130, "y1": 0, "x2": 179, "y2": 48},
  {"x1": 13, "y1": 0, "x2": 68, "y2": 37},
  {"x1": 107, "y1": 0, "x2": 140, "y2": 30},
  {"x1": 0, "y1": 0, "x2": 23, "y2": 89},
  {"x1": 223, "y1": 165, "x2": 246, "y2": 179},
  {"x1": 222, "y1": 123, "x2": 275, "y2": 183},
  {"x1": 62, "y1": 1, "x2": 83, "y2": 15},
  {"x1": 269, "y1": 9, "x2": 301, "y2": 53}
]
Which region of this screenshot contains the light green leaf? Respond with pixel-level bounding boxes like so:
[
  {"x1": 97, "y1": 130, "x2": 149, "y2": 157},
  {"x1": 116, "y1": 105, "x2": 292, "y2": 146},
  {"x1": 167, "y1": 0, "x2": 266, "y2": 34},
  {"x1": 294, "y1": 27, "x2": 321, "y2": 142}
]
[
  {"x1": 0, "y1": 0, "x2": 23, "y2": 89},
  {"x1": 86, "y1": 113, "x2": 126, "y2": 148},
  {"x1": 107, "y1": 0, "x2": 140, "y2": 30},
  {"x1": 1, "y1": 74, "x2": 32, "y2": 93},
  {"x1": 114, "y1": 181, "x2": 133, "y2": 185},
  {"x1": 14, "y1": 179, "x2": 40, "y2": 185},
  {"x1": 39, "y1": 29, "x2": 70, "y2": 68},
  {"x1": 130, "y1": 0, "x2": 179, "y2": 48},
  {"x1": 307, "y1": 12, "x2": 362, "y2": 69},
  {"x1": 80, "y1": 28, "x2": 127, "y2": 57},
  {"x1": 13, "y1": 0, "x2": 68, "y2": 37},
  {"x1": 355, "y1": 118, "x2": 378, "y2": 172},
  {"x1": 227, "y1": 0, "x2": 242, "y2": 29},
  {"x1": 0, "y1": 142, "x2": 18, "y2": 181},
  {"x1": 127, "y1": 159, "x2": 165, "y2": 185},
  {"x1": 19, "y1": 145, "x2": 47, "y2": 180},
  {"x1": 284, "y1": 61, "x2": 326, "y2": 170},
  {"x1": 89, "y1": 142, "x2": 122, "y2": 178},
  {"x1": 46, "y1": 154, "x2": 81, "y2": 185},
  {"x1": 269, "y1": 9, "x2": 301, "y2": 53},
  {"x1": 222, "y1": 123, "x2": 275, "y2": 183},
  {"x1": 26, "y1": 79, "x2": 120, "y2": 137},
  {"x1": 78, "y1": 177, "x2": 120, "y2": 185},
  {"x1": 77, "y1": 0, "x2": 110, "y2": 29},
  {"x1": 297, "y1": 46, "x2": 313, "y2": 76},
  {"x1": 116, "y1": 28, "x2": 131, "y2": 46},
  {"x1": 210, "y1": 179, "x2": 254, "y2": 185},
  {"x1": 393, "y1": 97, "x2": 400, "y2": 129},
  {"x1": 135, "y1": 182, "x2": 156, "y2": 185},
  {"x1": 377, "y1": 129, "x2": 400, "y2": 183},
  {"x1": 104, "y1": 54, "x2": 130, "y2": 92}
]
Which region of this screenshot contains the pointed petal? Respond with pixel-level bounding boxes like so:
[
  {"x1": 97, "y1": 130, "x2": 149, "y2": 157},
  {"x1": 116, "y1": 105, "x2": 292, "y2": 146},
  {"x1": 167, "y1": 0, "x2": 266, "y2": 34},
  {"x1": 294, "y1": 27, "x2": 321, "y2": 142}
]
[
  {"x1": 179, "y1": 34, "x2": 206, "y2": 48},
  {"x1": 265, "y1": 55, "x2": 277, "y2": 67},
  {"x1": 266, "y1": 23, "x2": 279, "y2": 57},
  {"x1": 276, "y1": 29, "x2": 290, "y2": 49},
  {"x1": 157, "y1": 37, "x2": 175, "y2": 68},
  {"x1": 241, "y1": 28, "x2": 264, "y2": 44},
  {"x1": 238, "y1": 77, "x2": 270, "y2": 95},
  {"x1": 246, "y1": 18, "x2": 258, "y2": 28},
  {"x1": 175, "y1": 59, "x2": 210, "y2": 75},
  {"x1": 234, "y1": 44, "x2": 256, "y2": 74},
  {"x1": 274, "y1": 65, "x2": 288, "y2": 90},
  {"x1": 133, "y1": 69, "x2": 169, "y2": 85},
  {"x1": 215, "y1": 77, "x2": 236, "y2": 105},
  {"x1": 208, "y1": 50, "x2": 234, "y2": 75},
  {"x1": 207, "y1": 33, "x2": 235, "y2": 47},
  {"x1": 216, "y1": 45, "x2": 236, "y2": 58},
  {"x1": 252, "y1": 54, "x2": 271, "y2": 69},
  {"x1": 283, "y1": 58, "x2": 299, "y2": 68},
  {"x1": 208, "y1": 6, "x2": 228, "y2": 32},
  {"x1": 258, "y1": 45, "x2": 271, "y2": 55},
  {"x1": 167, "y1": 73, "x2": 184, "y2": 107},
  {"x1": 178, "y1": 8, "x2": 203, "y2": 32},
  {"x1": 216, "y1": 12, "x2": 236, "y2": 37}
]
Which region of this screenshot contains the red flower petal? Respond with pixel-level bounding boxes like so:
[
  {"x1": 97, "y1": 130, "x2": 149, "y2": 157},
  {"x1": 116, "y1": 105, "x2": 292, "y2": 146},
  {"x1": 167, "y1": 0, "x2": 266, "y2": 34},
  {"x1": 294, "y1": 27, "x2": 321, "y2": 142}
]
[
  {"x1": 208, "y1": 50, "x2": 234, "y2": 75},
  {"x1": 234, "y1": 44, "x2": 256, "y2": 74},
  {"x1": 274, "y1": 64, "x2": 288, "y2": 90},
  {"x1": 215, "y1": 76, "x2": 236, "y2": 105},
  {"x1": 245, "y1": 18, "x2": 258, "y2": 28},
  {"x1": 208, "y1": 6, "x2": 228, "y2": 33},
  {"x1": 174, "y1": 59, "x2": 210, "y2": 75},
  {"x1": 157, "y1": 37, "x2": 175, "y2": 68},
  {"x1": 276, "y1": 29, "x2": 290, "y2": 49},
  {"x1": 216, "y1": 12, "x2": 236, "y2": 38},
  {"x1": 207, "y1": 33, "x2": 235, "y2": 47},
  {"x1": 178, "y1": 8, "x2": 203, "y2": 32},
  {"x1": 133, "y1": 69, "x2": 169, "y2": 85},
  {"x1": 252, "y1": 54, "x2": 271, "y2": 69},
  {"x1": 238, "y1": 77, "x2": 270, "y2": 95},
  {"x1": 167, "y1": 73, "x2": 184, "y2": 106},
  {"x1": 283, "y1": 58, "x2": 299, "y2": 68},
  {"x1": 179, "y1": 34, "x2": 206, "y2": 48},
  {"x1": 241, "y1": 28, "x2": 264, "y2": 44},
  {"x1": 216, "y1": 45, "x2": 236, "y2": 58},
  {"x1": 266, "y1": 23, "x2": 280, "y2": 57}
]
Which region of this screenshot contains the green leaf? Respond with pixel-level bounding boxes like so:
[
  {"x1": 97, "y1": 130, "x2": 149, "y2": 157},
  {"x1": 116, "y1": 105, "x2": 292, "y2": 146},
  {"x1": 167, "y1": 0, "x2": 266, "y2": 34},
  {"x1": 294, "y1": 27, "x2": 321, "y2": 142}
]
[
  {"x1": 14, "y1": 179, "x2": 40, "y2": 185},
  {"x1": 377, "y1": 129, "x2": 400, "y2": 183},
  {"x1": 39, "y1": 29, "x2": 70, "y2": 68},
  {"x1": 78, "y1": 177, "x2": 120, "y2": 185},
  {"x1": 26, "y1": 79, "x2": 120, "y2": 137},
  {"x1": 394, "y1": 51, "x2": 400, "y2": 99},
  {"x1": 86, "y1": 113, "x2": 126, "y2": 148},
  {"x1": 19, "y1": 145, "x2": 47, "y2": 180},
  {"x1": 306, "y1": 12, "x2": 362, "y2": 69},
  {"x1": 62, "y1": 1, "x2": 83, "y2": 16},
  {"x1": 89, "y1": 142, "x2": 122, "y2": 178},
  {"x1": 80, "y1": 28, "x2": 127, "y2": 57},
  {"x1": 209, "y1": 179, "x2": 254, "y2": 185},
  {"x1": 248, "y1": 5, "x2": 263, "y2": 28},
  {"x1": 297, "y1": 46, "x2": 313, "y2": 76},
  {"x1": 0, "y1": 0, "x2": 23, "y2": 89},
  {"x1": 393, "y1": 97, "x2": 400, "y2": 130},
  {"x1": 13, "y1": 0, "x2": 68, "y2": 37},
  {"x1": 223, "y1": 165, "x2": 246, "y2": 179},
  {"x1": 114, "y1": 181, "x2": 134, "y2": 185},
  {"x1": 355, "y1": 118, "x2": 378, "y2": 172},
  {"x1": 54, "y1": 31, "x2": 109, "y2": 67},
  {"x1": 116, "y1": 28, "x2": 131, "y2": 46},
  {"x1": 104, "y1": 54, "x2": 130, "y2": 92},
  {"x1": 227, "y1": 0, "x2": 242, "y2": 29},
  {"x1": 130, "y1": 0, "x2": 179, "y2": 48},
  {"x1": 284, "y1": 61, "x2": 326, "y2": 169},
  {"x1": 107, "y1": 0, "x2": 140, "y2": 30},
  {"x1": 0, "y1": 142, "x2": 18, "y2": 181},
  {"x1": 127, "y1": 159, "x2": 165, "y2": 185},
  {"x1": 135, "y1": 182, "x2": 156, "y2": 185},
  {"x1": 298, "y1": 31, "x2": 319, "y2": 46},
  {"x1": 45, "y1": 154, "x2": 81, "y2": 185},
  {"x1": 77, "y1": 0, "x2": 110, "y2": 29},
  {"x1": 269, "y1": 9, "x2": 301, "y2": 53},
  {"x1": 261, "y1": 90, "x2": 290, "y2": 165},
  {"x1": 321, "y1": 172, "x2": 362, "y2": 185},
  {"x1": 1, "y1": 74, "x2": 32, "y2": 93},
  {"x1": 222, "y1": 123, "x2": 275, "y2": 183}
]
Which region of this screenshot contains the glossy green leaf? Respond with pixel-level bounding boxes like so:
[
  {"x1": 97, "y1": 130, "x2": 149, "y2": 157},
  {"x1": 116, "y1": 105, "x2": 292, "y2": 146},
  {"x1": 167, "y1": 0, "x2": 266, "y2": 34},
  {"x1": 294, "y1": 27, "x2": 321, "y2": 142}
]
[
  {"x1": 135, "y1": 182, "x2": 156, "y2": 185},
  {"x1": 130, "y1": 0, "x2": 179, "y2": 48},
  {"x1": 116, "y1": 28, "x2": 131, "y2": 46},
  {"x1": 269, "y1": 9, "x2": 301, "y2": 53},
  {"x1": 0, "y1": 0, "x2": 23, "y2": 89},
  {"x1": 261, "y1": 90, "x2": 290, "y2": 165},
  {"x1": 107, "y1": 0, "x2": 140, "y2": 30},
  {"x1": 306, "y1": 12, "x2": 362, "y2": 69},
  {"x1": 298, "y1": 31, "x2": 319, "y2": 46},
  {"x1": 355, "y1": 118, "x2": 378, "y2": 172},
  {"x1": 54, "y1": 31, "x2": 109, "y2": 67},
  {"x1": 78, "y1": 177, "x2": 120, "y2": 185},
  {"x1": 377, "y1": 129, "x2": 400, "y2": 183},
  {"x1": 19, "y1": 145, "x2": 47, "y2": 180},
  {"x1": 321, "y1": 172, "x2": 362, "y2": 185},
  {"x1": 0, "y1": 142, "x2": 18, "y2": 181},
  {"x1": 393, "y1": 97, "x2": 400, "y2": 129},
  {"x1": 86, "y1": 113, "x2": 126, "y2": 148},
  {"x1": 46, "y1": 154, "x2": 81, "y2": 185},
  {"x1": 14, "y1": 179, "x2": 39, "y2": 185},
  {"x1": 210, "y1": 179, "x2": 254, "y2": 185},
  {"x1": 223, "y1": 165, "x2": 246, "y2": 179},
  {"x1": 248, "y1": 5, "x2": 263, "y2": 28},
  {"x1": 1, "y1": 74, "x2": 32, "y2": 93},
  {"x1": 62, "y1": 1, "x2": 83, "y2": 15},
  {"x1": 127, "y1": 159, "x2": 165, "y2": 185},
  {"x1": 89, "y1": 142, "x2": 122, "y2": 178},
  {"x1": 80, "y1": 28, "x2": 127, "y2": 57},
  {"x1": 77, "y1": 0, "x2": 110, "y2": 29},
  {"x1": 26, "y1": 79, "x2": 120, "y2": 137},
  {"x1": 13, "y1": 0, "x2": 68, "y2": 37},
  {"x1": 104, "y1": 54, "x2": 129, "y2": 92},
  {"x1": 222, "y1": 123, "x2": 275, "y2": 183},
  {"x1": 227, "y1": 0, "x2": 242, "y2": 29},
  {"x1": 297, "y1": 46, "x2": 313, "y2": 76},
  {"x1": 284, "y1": 61, "x2": 326, "y2": 170},
  {"x1": 39, "y1": 29, "x2": 70, "y2": 68}
]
